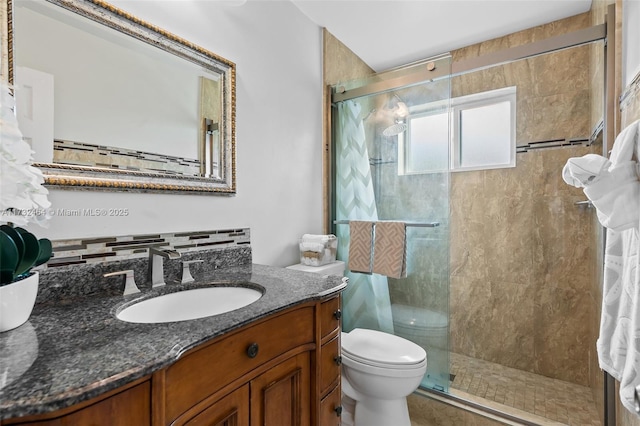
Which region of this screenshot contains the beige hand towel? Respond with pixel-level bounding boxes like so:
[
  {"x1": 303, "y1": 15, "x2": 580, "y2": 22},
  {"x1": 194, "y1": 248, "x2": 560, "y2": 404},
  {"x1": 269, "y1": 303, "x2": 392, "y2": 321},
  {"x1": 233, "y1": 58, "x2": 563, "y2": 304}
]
[
  {"x1": 373, "y1": 221, "x2": 407, "y2": 278},
  {"x1": 348, "y1": 221, "x2": 374, "y2": 274}
]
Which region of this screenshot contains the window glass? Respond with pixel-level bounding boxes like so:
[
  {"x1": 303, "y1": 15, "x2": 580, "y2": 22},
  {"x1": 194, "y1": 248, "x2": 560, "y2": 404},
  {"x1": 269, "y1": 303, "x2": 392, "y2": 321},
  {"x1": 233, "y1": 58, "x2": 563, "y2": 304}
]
[
  {"x1": 406, "y1": 111, "x2": 449, "y2": 173},
  {"x1": 459, "y1": 101, "x2": 512, "y2": 168}
]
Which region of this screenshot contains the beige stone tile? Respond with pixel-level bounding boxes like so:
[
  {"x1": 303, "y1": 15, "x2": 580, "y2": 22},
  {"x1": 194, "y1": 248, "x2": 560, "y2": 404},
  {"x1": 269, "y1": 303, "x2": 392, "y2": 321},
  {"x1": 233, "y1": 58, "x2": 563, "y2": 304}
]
[
  {"x1": 481, "y1": 195, "x2": 535, "y2": 285},
  {"x1": 452, "y1": 67, "x2": 508, "y2": 98},
  {"x1": 533, "y1": 286, "x2": 592, "y2": 386},
  {"x1": 449, "y1": 275, "x2": 491, "y2": 356},
  {"x1": 532, "y1": 195, "x2": 596, "y2": 292},
  {"x1": 517, "y1": 90, "x2": 591, "y2": 143},
  {"x1": 484, "y1": 150, "x2": 536, "y2": 198},
  {"x1": 450, "y1": 173, "x2": 487, "y2": 280},
  {"x1": 503, "y1": 59, "x2": 535, "y2": 99},
  {"x1": 531, "y1": 145, "x2": 597, "y2": 197},
  {"x1": 449, "y1": 353, "x2": 601, "y2": 425},
  {"x1": 529, "y1": 46, "x2": 590, "y2": 98},
  {"x1": 484, "y1": 279, "x2": 536, "y2": 370}
]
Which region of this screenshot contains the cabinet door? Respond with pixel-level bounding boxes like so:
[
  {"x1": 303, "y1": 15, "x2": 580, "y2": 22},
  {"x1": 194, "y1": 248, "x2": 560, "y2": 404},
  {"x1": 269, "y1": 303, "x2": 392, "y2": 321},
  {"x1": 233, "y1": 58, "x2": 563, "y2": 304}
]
[
  {"x1": 184, "y1": 385, "x2": 249, "y2": 426},
  {"x1": 6, "y1": 381, "x2": 151, "y2": 426},
  {"x1": 250, "y1": 352, "x2": 310, "y2": 426}
]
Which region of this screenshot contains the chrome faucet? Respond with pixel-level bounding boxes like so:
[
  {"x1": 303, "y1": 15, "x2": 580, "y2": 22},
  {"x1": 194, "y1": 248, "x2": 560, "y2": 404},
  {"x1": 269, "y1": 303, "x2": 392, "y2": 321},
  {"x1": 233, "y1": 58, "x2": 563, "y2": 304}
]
[{"x1": 148, "y1": 247, "x2": 181, "y2": 287}]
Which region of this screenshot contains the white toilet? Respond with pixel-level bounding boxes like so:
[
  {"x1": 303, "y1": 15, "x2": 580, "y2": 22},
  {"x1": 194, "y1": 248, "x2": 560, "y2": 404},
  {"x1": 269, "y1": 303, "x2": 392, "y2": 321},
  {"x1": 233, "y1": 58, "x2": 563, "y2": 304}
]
[
  {"x1": 286, "y1": 261, "x2": 427, "y2": 426},
  {"x1": 340, "y1": 328, "x2": 427, "y2": 426}
]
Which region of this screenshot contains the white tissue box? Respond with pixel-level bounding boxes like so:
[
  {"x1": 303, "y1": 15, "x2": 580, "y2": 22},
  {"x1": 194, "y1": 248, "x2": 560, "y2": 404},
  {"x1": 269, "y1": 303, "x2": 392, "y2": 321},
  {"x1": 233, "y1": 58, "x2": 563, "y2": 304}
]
[{"x1": 299, "y1": 234, "x2": 337, "y2": 266}]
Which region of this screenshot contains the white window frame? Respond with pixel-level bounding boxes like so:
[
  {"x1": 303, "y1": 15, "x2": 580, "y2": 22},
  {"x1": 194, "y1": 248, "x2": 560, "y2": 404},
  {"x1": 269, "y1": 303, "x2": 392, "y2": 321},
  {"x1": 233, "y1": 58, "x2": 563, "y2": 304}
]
[
  {"x1": 451, "y1": 86, "x2": 517, "y2": 172},
  {"x1": 398, "y1": 86, "x2": 516, "y2": 175}
]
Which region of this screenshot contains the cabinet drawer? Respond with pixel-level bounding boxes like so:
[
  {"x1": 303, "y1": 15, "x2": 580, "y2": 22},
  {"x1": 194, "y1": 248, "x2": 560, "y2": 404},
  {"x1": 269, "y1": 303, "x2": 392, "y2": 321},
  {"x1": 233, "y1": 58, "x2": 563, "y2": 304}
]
[
  {"x1": 164, "y1": 307, "x2": 314, "y2": 422},
  {"x1": 319, "y1": 385, "x2": 342, "y2": 426},
  {"x1": 320, "y1": 296, "x2": 341, "y2": 338},
  {"x1": 319, "y1": 335, "x2": 341, "y2": 396}
]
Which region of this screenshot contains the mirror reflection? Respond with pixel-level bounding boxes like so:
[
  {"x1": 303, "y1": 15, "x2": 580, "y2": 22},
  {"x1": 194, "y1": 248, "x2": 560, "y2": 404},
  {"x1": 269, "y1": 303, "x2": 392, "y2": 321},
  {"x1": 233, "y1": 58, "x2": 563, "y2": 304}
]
[{"x1": 10, "y1": 0, "x2": 236, "y2": 193}]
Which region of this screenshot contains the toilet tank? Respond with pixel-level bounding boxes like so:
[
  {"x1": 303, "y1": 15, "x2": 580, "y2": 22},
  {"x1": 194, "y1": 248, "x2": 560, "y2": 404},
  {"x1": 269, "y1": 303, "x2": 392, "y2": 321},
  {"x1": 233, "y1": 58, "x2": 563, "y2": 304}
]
[{"x1": 286, "y1": 260, "x2": 345, "y2": 277}]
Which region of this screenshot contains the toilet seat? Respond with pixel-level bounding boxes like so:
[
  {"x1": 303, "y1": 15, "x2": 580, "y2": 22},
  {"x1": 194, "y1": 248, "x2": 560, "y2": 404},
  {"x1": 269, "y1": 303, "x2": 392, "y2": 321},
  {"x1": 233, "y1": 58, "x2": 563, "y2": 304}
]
[{"x1": 342, "y1": 328, "x2": 427, "y2": 370}]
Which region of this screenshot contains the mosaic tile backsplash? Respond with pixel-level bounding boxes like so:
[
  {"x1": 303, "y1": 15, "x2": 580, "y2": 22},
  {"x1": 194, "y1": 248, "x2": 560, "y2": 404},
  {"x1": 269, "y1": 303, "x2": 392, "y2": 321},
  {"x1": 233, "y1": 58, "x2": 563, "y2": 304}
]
[
  {"x1": 36, "y1": 228, "x2": 252, "y2": 304},
  {"x1": 48, "y1": 228, "x2": 251, "y2": 268}
]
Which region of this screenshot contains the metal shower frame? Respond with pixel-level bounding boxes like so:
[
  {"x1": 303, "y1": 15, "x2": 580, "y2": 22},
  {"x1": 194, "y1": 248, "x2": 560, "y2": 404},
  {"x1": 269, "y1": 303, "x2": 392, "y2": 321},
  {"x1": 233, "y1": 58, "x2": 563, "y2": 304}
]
[{"x1": 328, "y1": 4, "x2": 617, "y2": 424}]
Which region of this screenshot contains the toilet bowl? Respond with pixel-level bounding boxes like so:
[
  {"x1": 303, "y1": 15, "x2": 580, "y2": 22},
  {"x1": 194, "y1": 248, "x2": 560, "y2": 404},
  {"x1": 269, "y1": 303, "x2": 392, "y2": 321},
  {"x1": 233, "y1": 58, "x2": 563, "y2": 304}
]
[{"x1": 341, "y1": 328, "x2": 427, "y2": 426}]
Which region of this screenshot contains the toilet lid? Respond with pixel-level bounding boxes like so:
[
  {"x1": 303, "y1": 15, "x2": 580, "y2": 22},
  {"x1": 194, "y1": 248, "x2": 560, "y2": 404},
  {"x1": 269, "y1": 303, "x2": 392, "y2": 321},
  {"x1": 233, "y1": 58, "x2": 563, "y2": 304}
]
[{"x1": 342, "y1": 328, "x2": 426, "y2": 368}]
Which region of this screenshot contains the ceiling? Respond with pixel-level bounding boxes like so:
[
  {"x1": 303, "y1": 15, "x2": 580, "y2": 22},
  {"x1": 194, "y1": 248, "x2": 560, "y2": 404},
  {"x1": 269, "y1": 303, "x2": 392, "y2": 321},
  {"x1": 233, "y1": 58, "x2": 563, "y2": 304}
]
[{"x1": 290, "y1": 0, "x2": 593, "y2": 72}]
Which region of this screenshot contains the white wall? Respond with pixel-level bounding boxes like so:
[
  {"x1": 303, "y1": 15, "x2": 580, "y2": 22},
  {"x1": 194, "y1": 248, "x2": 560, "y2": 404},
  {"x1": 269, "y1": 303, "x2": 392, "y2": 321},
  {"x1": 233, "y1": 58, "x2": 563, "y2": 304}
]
[
  {"x1": 28, "y1": 0, "x2": 324, "y2": 267},
  {"x1": 623, "y1": 0, "x2": 640, "y2": 87}
]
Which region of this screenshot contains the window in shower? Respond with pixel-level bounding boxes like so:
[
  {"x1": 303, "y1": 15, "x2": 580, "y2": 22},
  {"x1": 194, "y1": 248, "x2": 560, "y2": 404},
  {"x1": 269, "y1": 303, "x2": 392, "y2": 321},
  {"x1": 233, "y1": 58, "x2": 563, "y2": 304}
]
[
  {"x1": 399, "y1": 107, "x2": 449, "y2": 173},
  {"x1": 399, "y1": 86, "x2": 516, "y2": 174}
]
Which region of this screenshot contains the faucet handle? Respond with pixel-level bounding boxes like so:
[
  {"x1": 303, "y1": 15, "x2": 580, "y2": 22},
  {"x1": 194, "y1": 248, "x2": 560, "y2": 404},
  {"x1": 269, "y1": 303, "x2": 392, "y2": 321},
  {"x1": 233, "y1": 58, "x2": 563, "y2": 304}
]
[
  {"x1": 181, "y1": 260, "x2": 204, "y2": 284},
  {"x1": 104, "y1": 270, "x2": 141, "y2": 296}
]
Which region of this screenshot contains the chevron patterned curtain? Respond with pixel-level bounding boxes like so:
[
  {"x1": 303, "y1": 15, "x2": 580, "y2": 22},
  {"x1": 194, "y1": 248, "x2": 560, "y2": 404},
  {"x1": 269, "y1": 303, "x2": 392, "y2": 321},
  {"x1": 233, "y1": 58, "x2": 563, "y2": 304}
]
[{"x1": 335, "y1": 100, "x2": 394, "y2": 334}]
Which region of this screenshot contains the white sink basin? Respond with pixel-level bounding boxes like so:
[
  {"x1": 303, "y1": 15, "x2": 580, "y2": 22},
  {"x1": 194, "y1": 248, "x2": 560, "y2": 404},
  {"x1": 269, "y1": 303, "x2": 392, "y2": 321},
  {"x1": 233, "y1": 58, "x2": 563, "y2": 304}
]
[{"x1": 116, "y1": 286, "x2": 263, "y2": 324}]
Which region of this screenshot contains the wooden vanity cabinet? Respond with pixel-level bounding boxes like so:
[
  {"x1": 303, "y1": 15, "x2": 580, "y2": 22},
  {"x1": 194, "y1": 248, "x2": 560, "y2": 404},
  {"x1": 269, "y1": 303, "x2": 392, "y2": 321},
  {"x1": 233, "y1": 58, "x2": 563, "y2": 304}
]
[{"x1": 1, "y1": 295, "x2": 341, "y2": 426}]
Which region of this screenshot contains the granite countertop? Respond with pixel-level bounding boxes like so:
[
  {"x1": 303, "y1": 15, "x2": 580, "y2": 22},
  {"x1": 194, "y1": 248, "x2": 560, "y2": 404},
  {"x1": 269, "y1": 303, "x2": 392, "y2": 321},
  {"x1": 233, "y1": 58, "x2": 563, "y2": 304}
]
[{"x1": 0, "y1": 263, "x2": 346, "y2": 421}]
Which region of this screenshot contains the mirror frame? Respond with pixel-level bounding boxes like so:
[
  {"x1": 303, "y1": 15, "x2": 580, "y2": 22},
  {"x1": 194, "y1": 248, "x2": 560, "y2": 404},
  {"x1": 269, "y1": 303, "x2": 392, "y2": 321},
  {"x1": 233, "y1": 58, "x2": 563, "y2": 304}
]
[{"x1": 3, "y1": 0, "x2": 237, "y2": 194}]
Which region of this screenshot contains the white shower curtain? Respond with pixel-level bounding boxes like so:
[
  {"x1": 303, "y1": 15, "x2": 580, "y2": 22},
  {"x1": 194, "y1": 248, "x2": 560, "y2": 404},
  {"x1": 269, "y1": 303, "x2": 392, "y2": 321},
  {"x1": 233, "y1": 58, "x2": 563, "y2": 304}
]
[{"x1": 335, "y1": 100, "x2": 394, "y2": 334}]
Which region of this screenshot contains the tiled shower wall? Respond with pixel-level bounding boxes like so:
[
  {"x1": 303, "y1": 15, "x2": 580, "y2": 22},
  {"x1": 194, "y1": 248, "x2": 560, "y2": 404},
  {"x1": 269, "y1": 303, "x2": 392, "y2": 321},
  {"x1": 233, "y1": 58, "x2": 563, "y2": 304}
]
[
  {"x1": 354, "y1": 11, "x2": 599, "y2": 392},
  {"x1": 448, "y1": 12, "x2": 599, "y2": 387},
  {"x1": 450, "y1": 145, "x2": 597, "y2": 386}
]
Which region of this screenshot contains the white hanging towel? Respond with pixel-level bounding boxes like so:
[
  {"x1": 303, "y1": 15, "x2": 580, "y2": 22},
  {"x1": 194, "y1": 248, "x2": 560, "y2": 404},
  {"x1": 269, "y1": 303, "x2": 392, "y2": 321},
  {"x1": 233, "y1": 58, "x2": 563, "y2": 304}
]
[
  {"x1": 599, "y1": 226, "x2": 640, "y2": 415},
  {"x1": 562, "y1": 153, "x2": 611, "y2": 188},
  {"x1": 563, "y1": 121, "x2": 640, "y2": 232},
  {"x1": 564, "y1": 120, "x2": 640, "y2": 415}
]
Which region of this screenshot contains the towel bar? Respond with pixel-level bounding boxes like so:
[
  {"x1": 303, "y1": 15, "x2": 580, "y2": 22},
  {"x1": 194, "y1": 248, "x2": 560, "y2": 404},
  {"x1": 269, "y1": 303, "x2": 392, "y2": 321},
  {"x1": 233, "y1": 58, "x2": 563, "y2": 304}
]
[
  {"x1": 333, "y1": 220, "x2": 440, "y2": 228},
  {"x1": 574, "y1": 200, "x2": 594, "y2": 208}
]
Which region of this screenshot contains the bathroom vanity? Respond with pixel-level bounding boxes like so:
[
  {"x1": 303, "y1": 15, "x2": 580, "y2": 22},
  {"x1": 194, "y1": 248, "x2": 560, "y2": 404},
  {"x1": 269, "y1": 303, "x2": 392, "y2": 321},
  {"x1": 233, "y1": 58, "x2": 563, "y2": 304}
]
[{"x1": 0, "y1": 263, "x2": 345, "y2": 426}]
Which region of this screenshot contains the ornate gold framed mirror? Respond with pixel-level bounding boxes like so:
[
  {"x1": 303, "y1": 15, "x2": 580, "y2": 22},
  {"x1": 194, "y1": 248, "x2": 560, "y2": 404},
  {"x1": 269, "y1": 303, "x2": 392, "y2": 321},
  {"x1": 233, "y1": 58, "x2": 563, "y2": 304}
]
[{"x1": 3, "y1": 0, "x2": 236, "y2": 194}]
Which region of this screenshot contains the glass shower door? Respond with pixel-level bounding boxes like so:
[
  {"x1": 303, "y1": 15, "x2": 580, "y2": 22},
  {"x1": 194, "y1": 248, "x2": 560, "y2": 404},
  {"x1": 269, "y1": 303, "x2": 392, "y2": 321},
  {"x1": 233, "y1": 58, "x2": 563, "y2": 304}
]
[{"x1": 332, "y1": 56, "x2": 452, "y2": 391}]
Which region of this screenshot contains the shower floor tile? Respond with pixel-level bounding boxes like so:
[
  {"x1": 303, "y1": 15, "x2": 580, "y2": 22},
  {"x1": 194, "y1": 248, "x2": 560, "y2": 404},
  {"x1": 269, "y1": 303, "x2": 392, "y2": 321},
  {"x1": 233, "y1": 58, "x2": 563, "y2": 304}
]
[{"x1": 449, "y1": 353, "x2": 602, "y2": 426}]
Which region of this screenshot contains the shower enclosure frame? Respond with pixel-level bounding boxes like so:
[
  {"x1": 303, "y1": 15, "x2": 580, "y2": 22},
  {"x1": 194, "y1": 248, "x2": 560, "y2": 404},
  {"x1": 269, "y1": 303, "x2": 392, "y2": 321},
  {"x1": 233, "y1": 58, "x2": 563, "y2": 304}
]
[{"x1": 327, "y1": 4, "x2": 617, "y2": 425}]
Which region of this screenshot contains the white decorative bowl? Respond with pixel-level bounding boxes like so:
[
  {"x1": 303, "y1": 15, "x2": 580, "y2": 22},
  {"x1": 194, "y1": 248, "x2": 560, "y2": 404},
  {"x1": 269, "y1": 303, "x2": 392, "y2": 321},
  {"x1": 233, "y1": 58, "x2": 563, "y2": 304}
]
[{"x1": 0, "y1": 272, "x2": 39, "y2": 332}]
